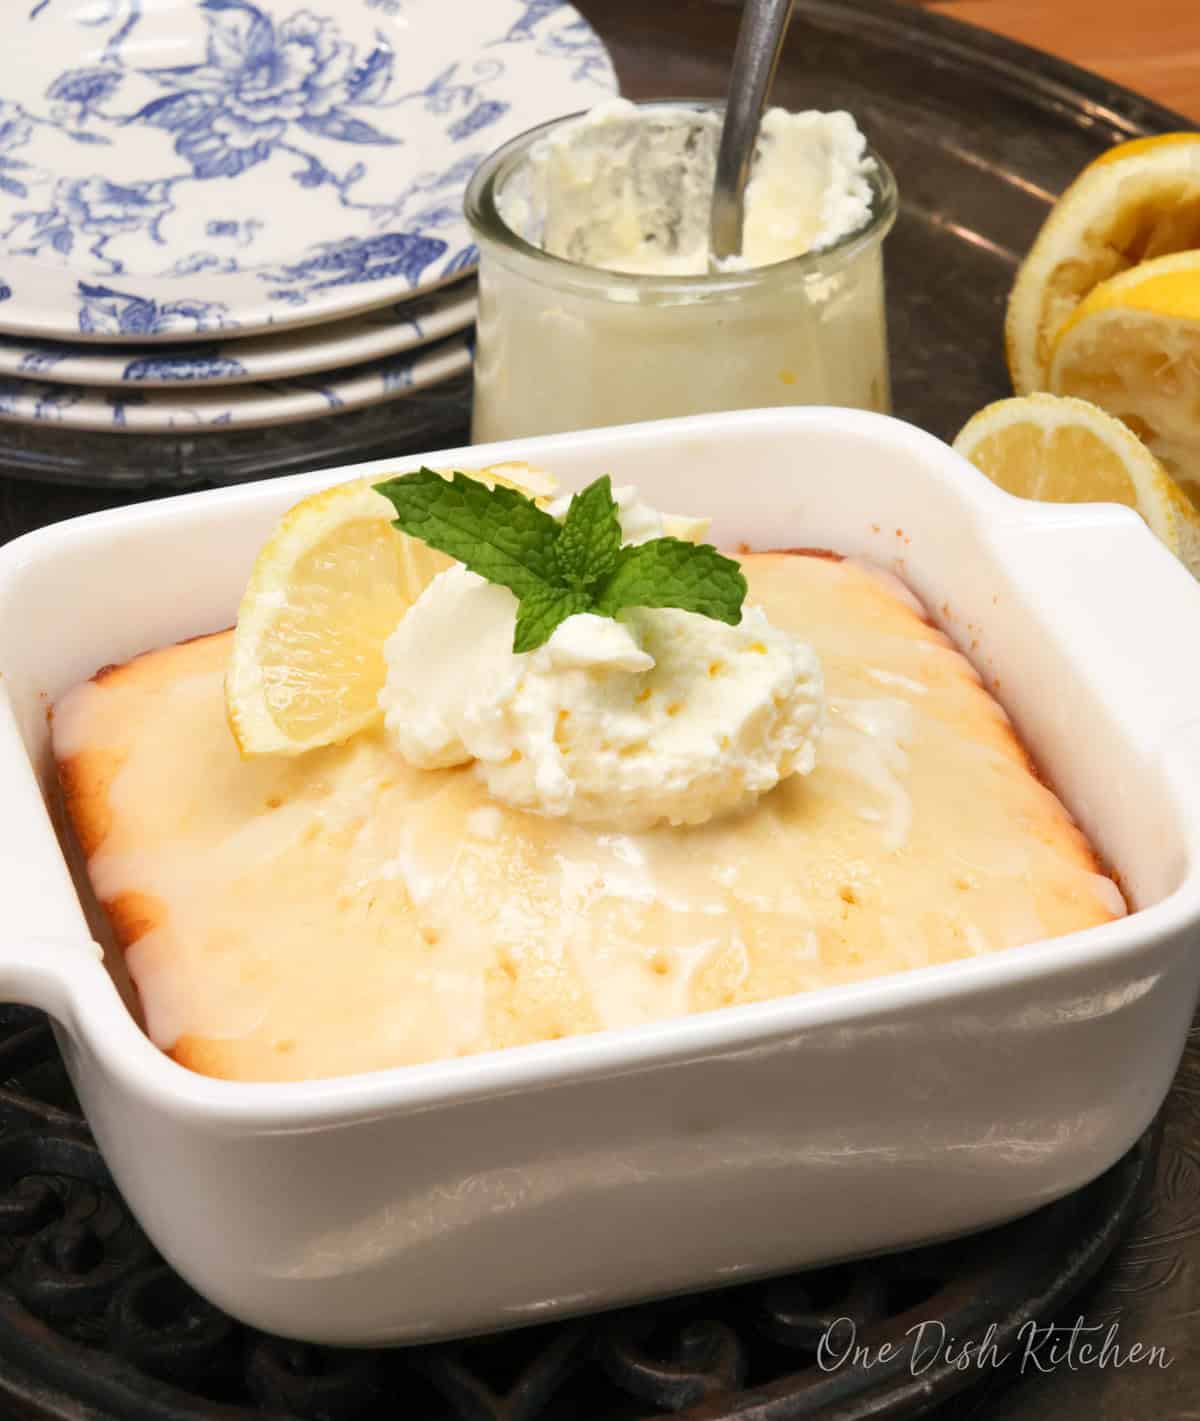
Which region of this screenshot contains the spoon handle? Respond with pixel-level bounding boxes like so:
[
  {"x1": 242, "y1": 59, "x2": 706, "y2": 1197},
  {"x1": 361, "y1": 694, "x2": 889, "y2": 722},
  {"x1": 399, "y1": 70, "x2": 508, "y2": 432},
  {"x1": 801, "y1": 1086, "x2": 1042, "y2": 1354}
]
[{"x1": 710, "y1": 0, "x2": 798, "y2": 263}]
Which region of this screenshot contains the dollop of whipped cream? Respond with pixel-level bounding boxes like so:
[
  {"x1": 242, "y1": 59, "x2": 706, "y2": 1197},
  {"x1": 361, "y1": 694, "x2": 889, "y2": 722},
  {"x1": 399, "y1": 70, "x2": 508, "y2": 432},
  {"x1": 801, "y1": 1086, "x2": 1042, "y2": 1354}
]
[
  {"x1": 379, "y1": 489, "x2": 825, "y2": 832},
  {"x1": 498, "y1": 98, "x2": 875, "y2": 275}
]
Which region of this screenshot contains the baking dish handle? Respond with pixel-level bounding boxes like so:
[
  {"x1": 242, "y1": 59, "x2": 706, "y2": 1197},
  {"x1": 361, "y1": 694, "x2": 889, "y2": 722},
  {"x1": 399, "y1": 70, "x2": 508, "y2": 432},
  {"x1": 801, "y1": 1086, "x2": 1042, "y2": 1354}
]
[
  {"x1": 0, "y1": 702, "x2": 106, "y2": 1023},
  {"x1": 0, "y1": 938, "x2": 105, "y2": 1022}
]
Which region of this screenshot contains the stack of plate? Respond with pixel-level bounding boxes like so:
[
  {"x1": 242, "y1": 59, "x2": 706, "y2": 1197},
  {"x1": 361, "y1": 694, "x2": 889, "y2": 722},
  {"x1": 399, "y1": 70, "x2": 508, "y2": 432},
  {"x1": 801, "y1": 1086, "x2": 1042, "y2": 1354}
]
[{"x1": 0, "y1": 0, "x2": 616, "y2": 438}]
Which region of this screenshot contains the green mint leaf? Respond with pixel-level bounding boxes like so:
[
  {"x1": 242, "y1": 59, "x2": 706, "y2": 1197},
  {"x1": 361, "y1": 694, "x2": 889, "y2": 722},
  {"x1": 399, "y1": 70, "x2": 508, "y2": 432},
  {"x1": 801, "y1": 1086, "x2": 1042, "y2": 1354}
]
[
  {"x1": 513, "y1": 587, "x2": 594, "y2": 653},
  {"x1": 373, "y1": 468, "x2": 561, "y2": 600},
  {"x1": 373, "y1": 469, "x2": 746, "y2": 648},
  {"x1": 554, "y1": 475, "x2": 622, "y2": 590},
  {"x1": 594, "y1": 538, "x2": 747, "y2": 625}
]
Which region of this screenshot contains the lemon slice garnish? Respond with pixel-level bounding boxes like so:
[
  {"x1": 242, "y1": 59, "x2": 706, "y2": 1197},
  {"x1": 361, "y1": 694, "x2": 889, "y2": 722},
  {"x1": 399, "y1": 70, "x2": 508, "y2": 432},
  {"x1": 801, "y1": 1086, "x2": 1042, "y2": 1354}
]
[
  {"x1": 226, "y1": 463, "x2": 557, "y2": 755},
  {"x1": 1005, "y1": 132, "x2": 1200, "y2": 396},
  {"x1": 952, "y1": 392, "x2": 1200, "y2": 576}
]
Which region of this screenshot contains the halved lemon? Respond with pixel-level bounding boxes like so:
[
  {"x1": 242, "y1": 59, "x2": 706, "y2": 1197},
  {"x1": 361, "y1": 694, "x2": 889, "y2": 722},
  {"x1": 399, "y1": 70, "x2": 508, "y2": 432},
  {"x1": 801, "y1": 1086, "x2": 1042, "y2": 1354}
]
[
  {"x1": 1005, "y1": 132, "x2": 1200, "y2": 396},
  {"x1": 1047, "y1": 249, "x2": 1200, "y2": 506},
  {"x1": 226, "y1": 462, "x2": 557, "y2": 756},
  {"x1": 952, "y1": 393, "x2": 1200, "y2": 576}
]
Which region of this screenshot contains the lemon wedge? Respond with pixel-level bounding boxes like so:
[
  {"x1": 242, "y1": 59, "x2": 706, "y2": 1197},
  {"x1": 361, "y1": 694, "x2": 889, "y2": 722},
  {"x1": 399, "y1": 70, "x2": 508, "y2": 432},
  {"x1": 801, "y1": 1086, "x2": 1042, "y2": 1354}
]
[
  {"x1": 952, "y1": 393, "x2": 1200, "y2": 576},
  {"x1": 226, "y1": 462, "x2": 557, "y2": 756},
  {"x1": 1046, "y1": 249, "x2": 1200, "y2": 505},
  {"x1": 1005, "y1": 132, "x2": 1200, "y2": 396}
]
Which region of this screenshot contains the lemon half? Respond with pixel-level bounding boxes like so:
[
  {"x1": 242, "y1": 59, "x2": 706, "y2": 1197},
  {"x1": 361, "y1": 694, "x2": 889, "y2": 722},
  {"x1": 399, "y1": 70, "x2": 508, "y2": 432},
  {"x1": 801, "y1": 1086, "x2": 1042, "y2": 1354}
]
[
  {"x1": 1047, "y1": 249, "x2": 1200, "y2": 505},
  {"x1": 1005, "y1": 132, "x2": 1200, "y2": 395}
]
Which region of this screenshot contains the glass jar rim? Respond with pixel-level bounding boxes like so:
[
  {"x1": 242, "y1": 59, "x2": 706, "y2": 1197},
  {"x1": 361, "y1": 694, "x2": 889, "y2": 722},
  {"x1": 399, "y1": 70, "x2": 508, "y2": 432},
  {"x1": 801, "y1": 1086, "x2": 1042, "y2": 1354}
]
[{"x1": 463, "y1": 98, "x2": 899, "y2": 297}]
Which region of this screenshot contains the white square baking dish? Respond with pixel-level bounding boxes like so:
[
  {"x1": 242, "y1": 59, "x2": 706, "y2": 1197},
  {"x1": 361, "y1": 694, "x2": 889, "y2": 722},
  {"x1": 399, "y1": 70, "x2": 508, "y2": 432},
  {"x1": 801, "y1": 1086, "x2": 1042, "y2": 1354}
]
[{"x1": 2, "y1": 407, "x2": 1200, "y2": 1347}]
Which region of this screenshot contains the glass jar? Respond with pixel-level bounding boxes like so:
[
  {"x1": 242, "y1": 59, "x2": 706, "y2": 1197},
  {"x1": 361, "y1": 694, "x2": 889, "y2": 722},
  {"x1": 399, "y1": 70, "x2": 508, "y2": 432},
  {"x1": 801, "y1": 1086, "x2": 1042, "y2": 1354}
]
[{"x1": 464, "y1": 100, "x2": 898, "y2": 444}]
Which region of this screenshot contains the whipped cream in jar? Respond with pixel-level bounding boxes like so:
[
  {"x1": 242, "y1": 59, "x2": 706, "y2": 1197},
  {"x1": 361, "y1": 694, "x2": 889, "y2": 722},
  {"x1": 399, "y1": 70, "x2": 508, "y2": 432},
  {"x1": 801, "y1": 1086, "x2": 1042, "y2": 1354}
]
[{"x1": 464, "y1": 99, "x2": 897, "y2": 443}]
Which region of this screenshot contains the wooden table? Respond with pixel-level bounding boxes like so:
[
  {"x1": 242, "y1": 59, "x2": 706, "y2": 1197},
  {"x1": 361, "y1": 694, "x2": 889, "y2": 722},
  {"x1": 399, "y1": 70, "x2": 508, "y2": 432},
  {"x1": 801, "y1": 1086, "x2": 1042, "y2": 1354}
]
[{"x1": 918, "y1": 0, "x2": 1200, "y2": 119}]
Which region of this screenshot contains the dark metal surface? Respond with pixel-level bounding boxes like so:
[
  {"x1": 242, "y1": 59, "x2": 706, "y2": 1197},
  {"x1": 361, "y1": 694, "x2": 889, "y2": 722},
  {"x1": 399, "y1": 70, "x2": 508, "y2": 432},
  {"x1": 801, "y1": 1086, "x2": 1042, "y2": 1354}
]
[
  {"x1": 1, "y1": 2, "x2": 1198, "y2": 1417},
  {"x1": 584, "y1": 0, "x2": 1194, "y2": 449},
  {"x1": 0, "y1": 1004, "x2": 1167, "y2": 1421}
]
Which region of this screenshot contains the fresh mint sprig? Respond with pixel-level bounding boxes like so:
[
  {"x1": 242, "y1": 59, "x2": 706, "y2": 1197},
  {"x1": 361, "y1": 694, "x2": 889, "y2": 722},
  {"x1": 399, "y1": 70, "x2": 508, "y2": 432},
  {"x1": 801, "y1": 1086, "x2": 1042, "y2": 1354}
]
[{"x1": 372, "y1": 469, "x2": 747, "y2": 653}]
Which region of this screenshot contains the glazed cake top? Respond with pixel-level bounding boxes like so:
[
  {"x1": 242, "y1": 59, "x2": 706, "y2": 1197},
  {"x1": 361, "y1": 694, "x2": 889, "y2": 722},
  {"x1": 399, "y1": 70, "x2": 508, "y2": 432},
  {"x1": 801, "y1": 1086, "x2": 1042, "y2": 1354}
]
[{"x1": 53, "y1": 552, "x2": 1124, "y2": 1082}]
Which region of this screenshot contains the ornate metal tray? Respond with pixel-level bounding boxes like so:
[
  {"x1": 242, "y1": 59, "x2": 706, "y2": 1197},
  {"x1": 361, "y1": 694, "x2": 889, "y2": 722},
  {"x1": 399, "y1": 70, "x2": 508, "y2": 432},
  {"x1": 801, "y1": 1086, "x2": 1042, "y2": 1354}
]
[
  {"x1": 2, "y1": 2, "x2": 1199, "y2": 1418},
  {"x1": 0, "y1": 1004, "x2": 1171, "y2": 1421}
]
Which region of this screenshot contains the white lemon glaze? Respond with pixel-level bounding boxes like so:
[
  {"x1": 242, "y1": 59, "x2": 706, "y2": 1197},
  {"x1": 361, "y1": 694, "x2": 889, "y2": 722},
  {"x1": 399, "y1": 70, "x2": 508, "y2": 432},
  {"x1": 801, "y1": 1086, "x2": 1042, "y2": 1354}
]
[{"x1": 53, "y1": 553, "x2": 1124, "y2": 1081}]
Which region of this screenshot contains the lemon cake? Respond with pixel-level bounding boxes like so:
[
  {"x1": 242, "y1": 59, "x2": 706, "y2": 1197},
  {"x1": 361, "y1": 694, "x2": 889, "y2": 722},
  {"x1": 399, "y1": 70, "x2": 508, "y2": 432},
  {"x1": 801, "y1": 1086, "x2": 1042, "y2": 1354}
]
[{"x1": 53, "y1": 552, "x2": 1124, "y2": 1083}]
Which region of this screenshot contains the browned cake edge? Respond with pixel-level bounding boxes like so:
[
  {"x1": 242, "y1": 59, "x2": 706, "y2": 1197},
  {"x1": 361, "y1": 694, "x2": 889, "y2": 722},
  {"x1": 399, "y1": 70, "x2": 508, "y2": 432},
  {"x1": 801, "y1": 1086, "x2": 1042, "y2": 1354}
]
[{"x1": 54, "y1": 629, "x2": 232, "y2": 1076}]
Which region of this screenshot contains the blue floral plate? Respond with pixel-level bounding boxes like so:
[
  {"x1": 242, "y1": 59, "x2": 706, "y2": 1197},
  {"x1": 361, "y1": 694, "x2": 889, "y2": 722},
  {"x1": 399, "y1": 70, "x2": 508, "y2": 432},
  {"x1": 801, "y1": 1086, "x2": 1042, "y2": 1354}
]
[
  {"x1": 0, "y1": 279, "x2": 475, "y2": 386},
  {"x1": 0, "y1": 327, "x2": 471, "y2": 430},
  {"x1": 0, "y1": 0, "x2": 614, "y2": 343}
]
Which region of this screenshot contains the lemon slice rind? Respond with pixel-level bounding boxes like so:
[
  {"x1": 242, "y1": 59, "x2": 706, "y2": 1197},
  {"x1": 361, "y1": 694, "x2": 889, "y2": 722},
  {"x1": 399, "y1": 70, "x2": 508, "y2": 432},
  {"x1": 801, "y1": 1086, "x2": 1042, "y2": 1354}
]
[
  {"x1": 226, "y1": 462, "x2": 558, "y2": 757},
  {"x1": 952, "y1": 393, "x2": 1200, "y2": 578}
]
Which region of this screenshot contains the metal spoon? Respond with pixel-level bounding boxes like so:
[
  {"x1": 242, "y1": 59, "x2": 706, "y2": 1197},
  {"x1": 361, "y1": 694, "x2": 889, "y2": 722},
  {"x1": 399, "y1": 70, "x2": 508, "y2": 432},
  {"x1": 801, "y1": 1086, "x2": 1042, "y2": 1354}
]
[{"x1": 709, "y1": 0, "x2": 798, "y2": 266}]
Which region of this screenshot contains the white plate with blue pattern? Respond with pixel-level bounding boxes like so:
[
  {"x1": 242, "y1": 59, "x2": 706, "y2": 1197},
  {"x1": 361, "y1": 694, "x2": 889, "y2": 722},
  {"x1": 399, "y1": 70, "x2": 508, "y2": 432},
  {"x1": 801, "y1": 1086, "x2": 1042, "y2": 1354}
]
[
  {"x1": 0, "y1": 328, "x2": 471, "y2": 431},
  {"x1": 0, "y1": 280, "x2": 475, "y2": 387},
  {"x1": 0, "y1": 0, "x2": 614, "y2": 343}
]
